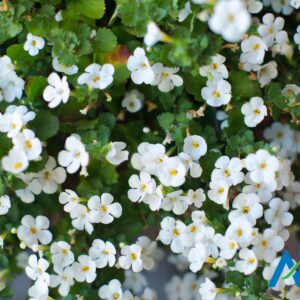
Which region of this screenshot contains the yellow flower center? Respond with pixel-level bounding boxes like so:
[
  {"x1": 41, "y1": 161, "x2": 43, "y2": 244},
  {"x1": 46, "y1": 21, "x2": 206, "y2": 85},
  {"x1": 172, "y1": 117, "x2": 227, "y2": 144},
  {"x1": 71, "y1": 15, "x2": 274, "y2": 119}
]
[
  {"x1": 15, "y1": 162, "x2": 23, "y2": 169},
  {"x1": 113, "y1": 293, "x2": 120, "y2": 300},
  {"x1": 173, "y1": 228, "x2": 180, "y2": 237},
  {"x1": 25, "y1": 140, "x2": 32, "y2": 148},
  {"x1": 81, "y1": 265, "x2": 90, "y2": 272},
  {"x1": 101, "y1": 205, "x2": 108, "y2": 212},
  {"x1": 261, "y1": 240, "x2": 267, "y2": 247},
  {"x1": 43, "y1": 171, "x2": 51, "y2": 180},
  {"x1": 169, "y1": 169, "x2": 178, "y2": 176},
  {"x1": 30, "y1": 227, "x2": 37, "y2": 234},
  {"x1": 217, "y1": 187, "x2": 224, "y2": 194},
  {"x1": 243, "y1": 207, "x2": 249, "y2": 214},
  {"x1": 130, "y1": 252, "x2": 137, "y2": 260},
  {"x1": 92, "y1": 76, "x2": 100, "y2": 82},
  {"x1": 254, "y1": 108, "x2": 261, "y2": 115},
  {"x1": 253, "y1": 43, "x2": 260, "y2": 50},
  {"x1": 192, "y1": 141, "x2": 199, "y2": 148},
  {"x1": 237, "y1": 228, "x2": 243, "y2": 237},
  {"x1": 102, "y1": 249, "x2": 109, "y2": 255},
  {"x1": 213, "y1": 91, "x2": 220, "y2": 98},
  {"x1": 260, "y1": 163, "x2": 267, "y2": 169}
]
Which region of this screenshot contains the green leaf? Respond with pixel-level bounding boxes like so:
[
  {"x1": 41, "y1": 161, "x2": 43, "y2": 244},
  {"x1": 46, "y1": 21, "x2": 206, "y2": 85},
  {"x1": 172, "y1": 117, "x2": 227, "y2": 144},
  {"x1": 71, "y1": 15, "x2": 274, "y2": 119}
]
[
  {"x1": 31, "y1": 111, "x2": 59, "y2": 141},
  {"x1": 25, "y1": 76, "x2": 47, "y2": 103},
  {"x1": 225, "y1": 271, "x2": 245, "y2": 288},
  {"x1": 74, "y1": 0, "x2": 105, "y2": 19},
  {"x1": 157, "y1": 113, "x2": 175, "y2": 131},
  {"x1": 92, "y1": 28, "x2": 117, "y2": 53}
]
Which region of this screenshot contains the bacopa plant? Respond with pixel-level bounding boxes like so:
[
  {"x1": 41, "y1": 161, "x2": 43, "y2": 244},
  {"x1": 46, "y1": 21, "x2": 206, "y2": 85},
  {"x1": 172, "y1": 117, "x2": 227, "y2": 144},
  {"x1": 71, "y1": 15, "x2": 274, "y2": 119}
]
[{"x1": 1, "y1": 0, "x2": 300, "y2": 299}]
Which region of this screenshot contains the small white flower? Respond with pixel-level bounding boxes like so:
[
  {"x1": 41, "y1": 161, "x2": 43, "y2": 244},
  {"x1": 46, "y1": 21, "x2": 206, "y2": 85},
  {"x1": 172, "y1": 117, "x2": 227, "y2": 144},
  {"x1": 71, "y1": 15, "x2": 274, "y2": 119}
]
[
  {"x1": 264, "y1": 197, "x2": 293, "y2": 230},
  {"x1": 199, "y1": 54, "x2": 229, "y2": 80},
  {"x1": 2, "y1": 148, "x2": 29, "y2": 174},
  {"x1": 0, "y1": 111, "x2": 23, "y2": 137},
  {"x1": 257, "y1": 61, "x2": 278, "y2": 87},
  {"x1": 118, "y1": 244, "x2": 143, "y2": 272},
  {"x1": 37, "y1": 156, "x2": 67, "y2": 194},
  {"x1": 187, "y1": 188, "x2": 206, "y2": 208},
  {"x1": 99, "y1": 279, "x2": 123, "y2": 300},
  {"x1": 144, "y1": 22, "x2": 164, "y2": 47},
  {"x1": 124, "y1": 270, "x2": 148, "y2": 294},
  {"x1": 229, "y1": 193, "x2": 263, "y2": 226},
  {"x1": 89, "y1": 239, "x2": 116, "y2": 268},
  {"x1": 234, "y1": 248, "x2": 258, "y2": 275},
  {"x1": 77, "y1": 63, "x2": 114, "y2": 89},
  {"x1": 241, "y1": 97, "x2": 267, "y2": 127},
  {"x1": 12, "y1": 129, "x2": 42, "y2": 161},
  {"x1": 258, "y1": 13, "x2": 287, "y2": 47},
  {"x1": 106, "y1": 141, "x2": 129, "y2": 165},
  {"x1": 128, "y1": 171, "x2": 155, "y2": 203},
  {"x1": 215, "y1": 234, "x2": 239, "y2": 260},
  {"x1": 43, "y1": 73, "x2": 70, "y2": 108},
  {"x1": 270, "y1": 0, "x2": 293, "y2": 15},
  {"x1": 24, "y1": 33, "x2": 45, "y2": 56},
  {"x1": 136, "y1": 236, "x2": 157, "y2": 270},
  {"x1": 28, "y1": 282, "x2": 49, "y2": 300},
  {"x1": 70, "y1": 204, "x2": 93, "y2": 234},
  {"x1": 50, "y1": 241, "x2": 74, "y2": 268},
  {"x1": 188, "y1": 242, "x2": 207, "y2": 272},
  {"x1": 158, "y1": 157, "x2": 186, "y2": 187},
  {"x1": 158, "y1": 216, "x2": 186, "y2": 253},
  {"x1": 88, "y1": 193, "x2": 122, "y2": 224},
  {"x1": 151, "y1": 63, "x2": 183, "y2": 92},
  {"x1": 58, "y1": 135, "x2": 89, "y2": 175},
  {"x1": 201, "y1": 79, "x2": 232, "y2": 107},
  {"x1": 179, "y1": 152, "x2": 203, "y2": 178},
  {"x1": 0, "y1": 195, "x2": 11, "y2": 215},
  {"x1": 127, "y1": 47, "x2": 155, "y2": 84},
  {"x1": 183, "y1": 135, "x2": 207, "y2": 161},
  {"x1": 199, "y1": 278, "x2": 218, "y2": 300},
  {"x1": 208, "y1": 0, "x2": 251, "y2": 42},
  {"x1": 208, "y1": 180, "x2": 230, "y2": 208},
  {"x1": 72, "y1": 255, "x2": 96, "y2": 283},
  {"x1": 294, "y1": 25, "x2": 300, "y2": 51},
  {"x1": 17, "y1": 215, "x2": 52, "y2": 248},
  {"x1": 211, "y1": 156, "x2": 244, "y2": 186},
  {"x1": 50, "y1": 266, "x2": 74, "y2": 297},
  {"x1": 162, "y1": 190, "x2": 189, "y2": 215},
  {"x1": 253, "y1": 228, "x2": 284, "y2": 263},
  {"x1": 122, "y1": 90, "x2": 144, "y2": 113},
  {"x1": 25, "y1": 254, "x2": 50, "y2": 286},
  {"x1": 59, "y1": 189, "x2": 81, "y2": 212},
  {"x1": 245, "y1": 0, "x2": 263, "y2": 13},
  {"x1": 178, "y1": 2, "x2": 192, "y2": 22},
  {"x1": 52, "y1": 57, "x2": 78, "y2": 75},
  {"x1": 241, "y1": 36, "x2": 267, "y2": 65}
]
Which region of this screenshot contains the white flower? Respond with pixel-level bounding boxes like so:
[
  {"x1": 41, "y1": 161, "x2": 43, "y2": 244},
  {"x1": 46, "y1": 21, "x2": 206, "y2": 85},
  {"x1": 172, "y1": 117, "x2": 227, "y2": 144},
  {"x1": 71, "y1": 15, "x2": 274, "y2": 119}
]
[
  {"x1": 208, "y1": 180, "x2": 230, "y2": 208},
  {"x1": 211, "y1": 156, "x2": 244, "y2": 186},
  {"x1": 127, "y1": 48, "x2": 154, "y2": 84},
  {"x1": 70, "y1": 204, "x2": 93, "y2": 234},
  {"x1": 59, "y1": 189, "x2": 81, "y2": 212},
  {"x1": 50, "y1": 241, "x2": 74, "y2": 268},
  {"x1": 37, "y1": 156, "x2": 66, "y2": 194},
  {"x1": 77, "y1": 63, "x2": 114, "y2": 89},
  {"x1": 258, "y1": 13, "x2": 287, "y2": 47},
  {"x1": 144, "y1": 22, "x2": 163, "y2": 47},
  {"x1": 294, "y1": 25, "x2": 300, "y2": 51},
  {"x1": 201, "y1": 79, "x2": 232, "y2": 107},
  {"x1": 43, "y1": 73, "x2": 70, "y2": 108},
  {"x1": 188, "y1": 242, "x2": 207, "y2": 272},
  {"x1": 245, "y1": 149, "x2": 279, "y2": 185},
  {"x1": 229, "y1": 193, "x2": 263, "y2": 226},
  {"x1": 225, "y1": 218, "x2": 253, "y2": 248},
  {"x1": 264, "y1": 197, "x2": 293, "y2": 230},
  {"x1": 58, "y1": 135, "x2": 89, "y2": 175},
  {"x1": 215, "y1": 234, "x2": 238, "y2": 260},
  {"x1": 122, "y1": 90, "x2": 144, "y2": 113},
  {"x1": 282, "y1": 84, "x2": 300, "y2": 100},
  {"x1": 257, "y1": 61, "x2": 278, "y2": 87},
  {"x1": 118, "y1": 244, "x2": 143, "y2": 272},
  {"x1": 72, "y1": 255, "x2": 96, "y2": 283},
  {"x1": 199, "y1": 54, "x2": 229, "y2": 80},
  {"x1": 128, "y1": 171, "x2": 155, "y2": 203},
  {"x1": 124, "y1": 270, "x2": 147, "y2": 294},
  {"x1": 142, "y1": 185, "x2": 164, "y2": 211},
  {"x1": 99, "y1": 279, "x2": 123, "y2": 300},
  {"x1": 2, "y1": 148, "x2": 29, "y2": 174},
  {"x1": 241, "y1": 36, "x2": 267, "y2": 65},
  {"x1": 25, "y1": 254, "x2": 50, "y2": 286},
  {"x1": 283, "y1": 181, "x2": 300, "y2": 209},
  {"x1": 179, "y1": 152, "x2": 203, "y2": 178},
  {"x1": 0, "y1": 71, "x2": 25, "y2": 102},
  {"x1": 165, "y1": 276, "x2": 183, "y2": 300},
  {"x1": 187, "y1": 188, "x2": 206, "y2": 208},
  {"x1": 208, "y1": 0, "x2": 251, "y2": 42},
  {"x1": 162, "y1": 190, "x2": 189, "y2": 215},
  {"x1": 234, "y1": 248, "x2": 258, "y2": 275},
  {"x1": 136, "y1": 236, "x2": 157, "y2": 270},
  {"x1": 245, "y1": 0, "x2": 263, "y2": 13},
  {"x1": 158, "y1": 157, "x2": 186, "y2": 187},
  {"x1": 106, "y1": 141, "x2": 129, "y2": 165},
  {"x1": 270, "y1": 0, "x2": 293, "y2": 15},
  {"x1": 253, "y1": 228, "x2": 284, "y2": 262},
  {"x1": 158, "y1": 217, "x2": 186, "y2": 253},
  {"x1": 15, "y1": 174, "x2": 42, "y2": 204},
  {"x1": 52, "y1": 57, "x2": 78, "y2": 75},
  {"x1": 88, "y1": 193, "x2": 122, "y2": 224},
  {"x1": 17, "y1": 215, "x2": 52, "y2": 248},
  {"x1": 0, "y1": 195, "x2": 11, "y2": 215},
  {"x1": 199, "y1": 278, "x2": 218, "y2": 300},
  {"x1": 151, "y1": 63, "x2": 183, "y2": 92},
  {"x1": 50, "y1": 266, "x2": 74, "y2": 297},
  {"x1": 0, "y1": 111, "x2": 23, "y2": 137},
  {"x1": 12, "y1": 129, "x2": 42, "y2": 161},
  {"x1": 291, "y1": 0, "x2": 300, "y2": 8},
  {"x1": 89, "y1": 239, "x2": 116, "y2": 268},
  {"x1": 24, "y1": 33, "x2": 45, "y2": 56},
  {"x1": 241, "y1": 97, "x2": 267, "y2": 127},
  {"x1": 183, "y1": 135, "x2": 207, "y2": 161},
  {"x1": 4, "y1": 105, "x2": 35, "y2": 125},
  {"x1": 28, "y1": 282, "x2": 49, "y2": 300}
]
